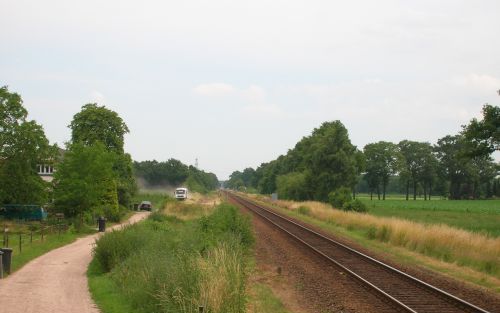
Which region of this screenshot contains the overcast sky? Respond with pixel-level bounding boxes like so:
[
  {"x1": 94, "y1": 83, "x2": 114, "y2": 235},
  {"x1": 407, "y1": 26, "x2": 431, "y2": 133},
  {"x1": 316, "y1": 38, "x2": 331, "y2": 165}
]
[{"x1": 1, "y1": 0, "x2": 499, "y2": 179}]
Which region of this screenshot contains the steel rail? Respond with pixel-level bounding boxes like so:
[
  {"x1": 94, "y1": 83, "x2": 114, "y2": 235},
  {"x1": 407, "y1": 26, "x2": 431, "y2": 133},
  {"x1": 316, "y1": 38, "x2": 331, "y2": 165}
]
[{"x1": 228, "y1": 192, "x2": 491, "y2": 313}]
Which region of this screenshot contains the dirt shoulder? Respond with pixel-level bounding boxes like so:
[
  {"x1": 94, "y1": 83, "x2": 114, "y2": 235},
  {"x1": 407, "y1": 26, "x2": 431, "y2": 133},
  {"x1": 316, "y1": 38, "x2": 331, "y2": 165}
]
[{"x1": 0, "y1": 211, "x2": 149, "y2": 313}]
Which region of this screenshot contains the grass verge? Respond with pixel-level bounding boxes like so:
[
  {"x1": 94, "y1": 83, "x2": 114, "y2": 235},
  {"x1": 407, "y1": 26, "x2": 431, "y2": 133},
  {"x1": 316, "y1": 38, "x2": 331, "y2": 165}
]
[
  {"x1": 247, "y1": 283, "x2": 291, "y2": 313},
  {"x1": 89, "y1": 203, "x2": 254, "y2": 313},
  {"x1": 8, "y1": 232, "x2": 80, "y2": 273}
]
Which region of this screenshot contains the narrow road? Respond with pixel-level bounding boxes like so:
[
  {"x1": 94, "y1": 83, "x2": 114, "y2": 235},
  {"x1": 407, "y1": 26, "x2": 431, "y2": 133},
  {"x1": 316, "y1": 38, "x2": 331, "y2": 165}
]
[{"x1": 0, "y1": 211, "x2": 150, "y2": 313}]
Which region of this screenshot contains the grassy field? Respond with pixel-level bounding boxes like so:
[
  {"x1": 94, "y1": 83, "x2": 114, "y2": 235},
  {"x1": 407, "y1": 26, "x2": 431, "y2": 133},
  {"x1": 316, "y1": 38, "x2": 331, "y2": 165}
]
[{"x1": 355, "y1": 196, "x2": 500, "y2": 237}]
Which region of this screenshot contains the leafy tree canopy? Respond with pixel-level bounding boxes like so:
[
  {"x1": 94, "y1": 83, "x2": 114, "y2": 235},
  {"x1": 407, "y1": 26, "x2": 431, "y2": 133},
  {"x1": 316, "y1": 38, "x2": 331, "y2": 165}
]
[
  {"x1": 70, "y1": 103, "x2": 129, "y2": 153},
  {"x1": 0, "y1": 86, "x2": 56, "y2": 204},
  {"x1": 463, "y1": 104, "x2": 499, "y2": 157},
  {"x1": 53, "y1": 142, "x2": 118, "y2": 218}
]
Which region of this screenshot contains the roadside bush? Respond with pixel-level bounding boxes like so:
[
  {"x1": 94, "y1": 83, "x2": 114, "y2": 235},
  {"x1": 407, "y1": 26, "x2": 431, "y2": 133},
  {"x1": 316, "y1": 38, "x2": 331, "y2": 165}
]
[
  {"x1": 328, "y1": 187, "x2": 352, "y2": 208},
  {"x1": 93, "y1": 224, "x2": 154, "y2": 272},
  {"x1": 342, "y1": 199, "x2": 368, "y2": 213}
]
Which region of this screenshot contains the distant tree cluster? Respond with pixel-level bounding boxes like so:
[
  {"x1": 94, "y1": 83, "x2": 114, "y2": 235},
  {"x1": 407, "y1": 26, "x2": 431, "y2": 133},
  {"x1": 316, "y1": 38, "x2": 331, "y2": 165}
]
[
  {"x1": 227, "y1": 104, "x2": 499, "y2": 202},
  {"x1": 134, "y1": 160, "x2": 219, "y2": 193},
  {"x1": 227, "y1": 121, "x2": 364, "y2": 203}
]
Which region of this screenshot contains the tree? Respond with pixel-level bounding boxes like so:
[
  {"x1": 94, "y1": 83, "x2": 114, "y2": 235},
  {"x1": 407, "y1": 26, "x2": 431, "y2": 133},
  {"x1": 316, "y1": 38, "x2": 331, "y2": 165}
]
[
  {"x1": 398, "y1": 141, "x2": 436, "y2": 200},
  {"x1": 463, "y1": 104, "x2": 499, "y2": 157},
  {"x1": 276, "y1": 171, "x2": 308, "y2": 200},
  {"x1": 69, "y1": 103, "x2": 129, "y2": 153},
  {"x1": 0, "y1": 86, "x2": 55, "y2": 204},
  {"x1": 435, "y1": 135, "x2": 471, "y2": 199},
  {"x1": 363, "y1": 141, "x2": 399, "y2": 200},
  {"x1": 0, "y1": 86, "x2": 27, "y2": 156},
  {"x1": 53, "y1": 142, "x2": 118, "y2": 219},
  {"x1": 303, "y1": 121, "x2": 359, "y2": 201},
  {"x1": 69, "y1": 103, "x2": 135, "y2": 206}
]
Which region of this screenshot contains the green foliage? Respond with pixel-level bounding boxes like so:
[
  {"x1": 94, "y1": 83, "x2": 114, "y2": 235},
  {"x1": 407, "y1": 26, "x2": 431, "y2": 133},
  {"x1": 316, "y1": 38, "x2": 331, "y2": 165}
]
[
  {"x1": 397, "y1": 140, "x2": 437, "y2": 200},
  {"x1": 186, "y1": 165, "x2": 219, "y2": 193},
  {"x1": 68, "y1": 103, "x2": 136, "y2": 207},
  {"x1": 113, "y1": 153, "x2": 137, "y2": 206},
  {"x1": 363, "y1": 141, "x2": 400, "y2": 200},
  {"x1": 198, "y1": 203, "x2": 254, "y2": 248},
  {"x1": 276, "y1": 171, "x2": 309, "y2": 200},
  {"x1": 328, "y1": 187, "x2": 352, "y2": 208},
  {"x1": 297, "y1": 206, "x2": 311, "y2": 216},
  {"x1": 93, "y1": 223, "x2": 155, "y2": 272},
  {"x1": 134, "y1": 159, "x2": 189, "y2": 186},
  {"x1": 92, "y1": 204, "x2": 253, "y2": 313},
  {"x1": 463, "y1": 104, "x2": 499, "y2": 157},
  {"x1": 228, "y1": 121, "x2": 360, "y2": 202},
  {"x1": 225, "y1": 168, "x2": 257, "y2": 189},
  {"x1": 0, "y1": 86, "x2": 56, "y2": 205},
  {"x1": 134, "y1": 160, "x2": 219, "y2": 193},
  {"x1": 70, "y1": 103, "x2": 129, "y2": 153},
  {"x1": 53, "y1": 142, "x2": 120, "y2": 219},
  {"x1": 435, "y1": 135, "x2": 497, "y2": 199},
  {"x1": 342, "y1": 199, "x2": 368, "y2": 212}
]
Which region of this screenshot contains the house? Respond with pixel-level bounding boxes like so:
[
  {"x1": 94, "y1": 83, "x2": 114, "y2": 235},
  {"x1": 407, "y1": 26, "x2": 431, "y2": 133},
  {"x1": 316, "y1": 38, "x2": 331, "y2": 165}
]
[{"x1": 37, "y1": 148, "x2": 65, "y2": 183}]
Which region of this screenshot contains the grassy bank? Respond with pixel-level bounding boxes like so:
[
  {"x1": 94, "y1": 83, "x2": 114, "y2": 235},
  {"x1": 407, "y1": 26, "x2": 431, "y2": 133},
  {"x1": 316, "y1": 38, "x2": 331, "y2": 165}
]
[
  {"x1": 247, "y1": 194, "x2": 500, "y2": 293},
  {"x1": 89, "y1": 203, "x2": 254, "y2": 313}
]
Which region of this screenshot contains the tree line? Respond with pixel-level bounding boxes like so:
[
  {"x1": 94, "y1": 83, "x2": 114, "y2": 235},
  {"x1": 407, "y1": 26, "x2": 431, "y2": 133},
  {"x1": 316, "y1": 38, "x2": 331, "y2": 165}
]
[
  {"x1": 226, "y1": 104, "x2": 499, "y2": 202},
  {"x1": 134, "y1": 159, "x2": 219, "y2": 193},
  {"x1": 0, "y1": 86, "x2": 136, "y2": 221}
]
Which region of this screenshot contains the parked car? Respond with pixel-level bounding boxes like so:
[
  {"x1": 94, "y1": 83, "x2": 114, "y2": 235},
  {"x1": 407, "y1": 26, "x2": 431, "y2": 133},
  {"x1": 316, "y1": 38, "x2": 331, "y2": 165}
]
[{"x1": 139, "y1": 201, "x2": 152, "y2": 211}]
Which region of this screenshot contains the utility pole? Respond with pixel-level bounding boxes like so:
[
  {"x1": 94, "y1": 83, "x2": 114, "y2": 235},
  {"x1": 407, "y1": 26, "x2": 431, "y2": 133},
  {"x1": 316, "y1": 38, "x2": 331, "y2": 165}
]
[{"x1": 195, "y1": 158, "x2": 198, "y2": 169}]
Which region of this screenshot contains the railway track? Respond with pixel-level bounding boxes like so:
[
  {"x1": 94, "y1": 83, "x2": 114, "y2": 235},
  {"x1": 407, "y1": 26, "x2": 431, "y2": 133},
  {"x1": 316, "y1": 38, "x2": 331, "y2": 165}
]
[{"x1": 228, "y1": 192, "x2": 492, "y2": 313}]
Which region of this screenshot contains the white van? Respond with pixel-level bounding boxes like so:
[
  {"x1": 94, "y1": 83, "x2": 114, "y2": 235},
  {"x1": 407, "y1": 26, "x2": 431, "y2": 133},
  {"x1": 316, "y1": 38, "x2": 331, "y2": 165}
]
[{"x1": 175, "y1": 187, "x2": 188, "y2": 200}]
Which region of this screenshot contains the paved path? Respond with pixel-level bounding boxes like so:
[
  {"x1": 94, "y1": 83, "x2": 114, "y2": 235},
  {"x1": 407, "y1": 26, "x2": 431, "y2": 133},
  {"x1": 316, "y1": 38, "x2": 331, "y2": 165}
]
[{"x1": 0, "y1": 212, "x2": 150, "y2": 313}]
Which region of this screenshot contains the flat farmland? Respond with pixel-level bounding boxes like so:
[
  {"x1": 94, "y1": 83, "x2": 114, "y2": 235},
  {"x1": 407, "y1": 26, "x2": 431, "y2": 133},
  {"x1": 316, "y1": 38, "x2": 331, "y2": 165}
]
[{"x1": 357, "y1": 196, "x2": 500, "y2": 237}]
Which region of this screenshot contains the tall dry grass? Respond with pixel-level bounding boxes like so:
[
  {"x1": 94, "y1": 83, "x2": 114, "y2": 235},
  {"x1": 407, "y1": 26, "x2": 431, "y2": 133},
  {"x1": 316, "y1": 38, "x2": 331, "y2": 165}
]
[
  {"x1": 197, "y1": 242, "x2": 246, "y2": 312},
  {"x1": 256, "y1": 196, "x2": 500, "y2": 277}
]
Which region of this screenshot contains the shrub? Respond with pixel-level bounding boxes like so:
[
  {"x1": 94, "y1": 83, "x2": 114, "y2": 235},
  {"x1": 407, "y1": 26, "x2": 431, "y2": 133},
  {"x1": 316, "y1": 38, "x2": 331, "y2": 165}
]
[
  {"x1": 342, "y1": 199, "x2": 368, "y2": 212},
  {"x1": 93, "y1": 224, "x2": 153, "y2": 272},
  {"x1": 297, "y1": 206, "x2": 311, "y2": 216},
  {"x1": 328, "y1": 187, "x2": 352, "y2": 208}
]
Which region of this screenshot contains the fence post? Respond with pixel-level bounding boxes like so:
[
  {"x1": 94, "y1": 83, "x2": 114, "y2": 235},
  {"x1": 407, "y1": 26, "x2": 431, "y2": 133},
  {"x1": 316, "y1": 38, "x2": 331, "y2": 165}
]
[
  {"x1": 41, "y1": 225, "x2": 44, "y2": 242},
  {"x1": 19, "y1": 233, "x2": 22, "y2": 253},
  {"x1": 0, "y1": 250, "x2": 3, "y2": 279},
  {"x1": 3, "y1": 228, "x2": 8, "y2": 248},
  {"x1": 30, "y1": 231, "x2": 33, "y2": 244}
]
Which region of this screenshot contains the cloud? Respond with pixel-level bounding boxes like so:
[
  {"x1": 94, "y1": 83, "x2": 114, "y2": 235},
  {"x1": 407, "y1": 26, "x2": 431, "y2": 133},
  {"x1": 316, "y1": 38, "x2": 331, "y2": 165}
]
[
  {"x1": 243, "y1": 103, "x2": 282, "y2": 116},
  {"x1": 90, "y1": 90, "x2": 105, "y2": 103},
  {"x1": 450, "y1": 74, "x2": 500, "y2": 93},
  {"x1": 193, "y1": 82, "x2": 283, "y2": 117},
  {"x1": 193, "y1": 83, "x2": 235, "y2": 96}
]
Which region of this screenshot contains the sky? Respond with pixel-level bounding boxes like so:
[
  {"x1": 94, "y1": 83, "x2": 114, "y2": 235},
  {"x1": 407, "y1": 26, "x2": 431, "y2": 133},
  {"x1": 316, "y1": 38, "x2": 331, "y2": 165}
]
[{"x1": 1, "y1": 0, "x2": 499, "y2": 179}]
